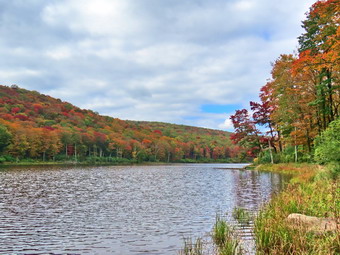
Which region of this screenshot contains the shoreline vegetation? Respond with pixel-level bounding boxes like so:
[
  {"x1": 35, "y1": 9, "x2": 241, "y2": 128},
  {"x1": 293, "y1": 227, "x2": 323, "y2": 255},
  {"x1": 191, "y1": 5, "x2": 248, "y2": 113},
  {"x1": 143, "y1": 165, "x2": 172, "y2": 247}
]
[
  {"x1": 179, "y1": 163, "x2": 339, "y2": 255},
  {"x1": 0, "y1": 158, "x2": 248, "y2": 168},
  {"x1": 254, "y1": 163, "x2": 339, "y2": 255}
]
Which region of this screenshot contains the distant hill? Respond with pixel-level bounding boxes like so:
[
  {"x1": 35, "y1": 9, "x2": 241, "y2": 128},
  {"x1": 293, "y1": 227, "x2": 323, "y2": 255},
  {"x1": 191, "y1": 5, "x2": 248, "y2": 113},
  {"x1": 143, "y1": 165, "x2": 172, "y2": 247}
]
[{"x1": 0, "y1": 85, "x2": 243, "y2": 163}]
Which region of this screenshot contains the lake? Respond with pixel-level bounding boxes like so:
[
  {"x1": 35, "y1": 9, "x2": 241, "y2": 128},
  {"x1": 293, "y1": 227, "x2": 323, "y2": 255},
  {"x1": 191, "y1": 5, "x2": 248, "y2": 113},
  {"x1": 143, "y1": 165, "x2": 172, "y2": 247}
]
[{"x1": 0, "y1": 163, "x2": 287, "y2": 254}]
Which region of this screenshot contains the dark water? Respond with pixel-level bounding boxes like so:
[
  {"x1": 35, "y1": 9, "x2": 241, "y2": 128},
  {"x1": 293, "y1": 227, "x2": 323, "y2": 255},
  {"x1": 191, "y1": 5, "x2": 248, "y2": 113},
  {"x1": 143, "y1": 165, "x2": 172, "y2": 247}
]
[{"x1": 0, "y1": 164, "x2": 287, "y2": 254}]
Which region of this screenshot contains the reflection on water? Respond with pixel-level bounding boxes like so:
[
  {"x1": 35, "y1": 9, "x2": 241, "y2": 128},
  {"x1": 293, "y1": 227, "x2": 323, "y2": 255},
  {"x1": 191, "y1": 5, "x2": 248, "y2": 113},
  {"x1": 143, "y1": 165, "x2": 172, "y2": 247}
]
[
  {"x1": 0, "y1": 164, "x2": 287, "y2": 254},
  {"x1": 228, "y1": 170, "x2": 286, "y2": 254}
]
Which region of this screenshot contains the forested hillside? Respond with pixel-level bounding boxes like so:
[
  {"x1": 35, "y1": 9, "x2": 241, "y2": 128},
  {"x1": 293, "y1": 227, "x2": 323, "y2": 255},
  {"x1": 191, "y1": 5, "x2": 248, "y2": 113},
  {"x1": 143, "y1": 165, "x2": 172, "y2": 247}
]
[{"x1": 0, "y1": 85, "x2": 242, "y2": 163}]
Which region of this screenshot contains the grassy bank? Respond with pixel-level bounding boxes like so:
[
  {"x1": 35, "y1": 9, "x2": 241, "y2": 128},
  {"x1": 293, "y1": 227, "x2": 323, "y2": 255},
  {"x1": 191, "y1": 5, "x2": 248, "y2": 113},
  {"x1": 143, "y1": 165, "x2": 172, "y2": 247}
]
[
  {"x1": 0, "y1": 157, "x2": 137, "y2": 167},
  {"x1": 254, "y1": 163, "x2": 339, "y2": 254}
]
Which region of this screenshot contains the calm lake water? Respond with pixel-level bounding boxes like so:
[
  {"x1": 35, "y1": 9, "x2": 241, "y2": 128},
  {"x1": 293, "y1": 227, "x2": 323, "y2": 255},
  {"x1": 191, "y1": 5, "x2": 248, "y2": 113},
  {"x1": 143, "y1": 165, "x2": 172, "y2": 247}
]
[{"x1": 0, "y1": 163, "x2": 287, "y2": 254}]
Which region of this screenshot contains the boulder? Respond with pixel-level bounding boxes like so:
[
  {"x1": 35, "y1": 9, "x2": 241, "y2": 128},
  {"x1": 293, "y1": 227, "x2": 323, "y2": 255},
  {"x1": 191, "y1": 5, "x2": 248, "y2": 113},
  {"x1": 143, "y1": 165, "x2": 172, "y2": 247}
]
[{"x1": 287, "y1": 213, "x2": 338, "y2": 233}]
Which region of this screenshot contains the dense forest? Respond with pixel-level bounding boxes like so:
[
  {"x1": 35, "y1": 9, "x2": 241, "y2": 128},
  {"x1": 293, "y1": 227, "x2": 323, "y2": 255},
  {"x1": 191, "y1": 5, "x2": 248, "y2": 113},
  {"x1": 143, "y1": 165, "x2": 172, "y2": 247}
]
[
  {"x1": 230, "y1": 0, "x2": 339, "y2": 164},
  {"x1": 0, "y1": 85, "x2": 245, "y2": 164}
]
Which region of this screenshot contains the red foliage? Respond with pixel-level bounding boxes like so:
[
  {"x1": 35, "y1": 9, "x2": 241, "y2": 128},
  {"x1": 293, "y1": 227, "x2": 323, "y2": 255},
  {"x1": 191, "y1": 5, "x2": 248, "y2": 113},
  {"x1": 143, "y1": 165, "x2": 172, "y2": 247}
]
[
  {"x1": 43, "y1": 126, "x2": 55, "y2": 131},
  {"x1": 2, "y1": 114, "x2": 13, "y2": 120},
  {"x1": 11, "y1": 107, "x2": 20, "y2": 114},
  {"x1": 61, "y1": 112, "x2": 69, "y2": 117},
  {"x1": 93, "y1": 131, "x2": 107, "y2": 144},
  {"x1": 153, "y1": 129, "x2": 162, "y2": 135},
  {"x1": 33, "y1": 104, "x2": 43, "y2": 113},
  {"x1": 125, "y1": 145, "x2": 132, "y2": 151},
  {"x1": 67, "y1": 145, "x2": 74, "y2": 156},
  {"x1": 142, "y1": 139, "x2": 152, "y2": 145},
  {"x1": 230, "y1": 109, "x2": 259, "y2": 144},
  {"x1": 250, "y1": 101, "x2": 272, "y2": 126},
  {"x1": 14, "y1": 114, "x2": 29, "y2": 121}
]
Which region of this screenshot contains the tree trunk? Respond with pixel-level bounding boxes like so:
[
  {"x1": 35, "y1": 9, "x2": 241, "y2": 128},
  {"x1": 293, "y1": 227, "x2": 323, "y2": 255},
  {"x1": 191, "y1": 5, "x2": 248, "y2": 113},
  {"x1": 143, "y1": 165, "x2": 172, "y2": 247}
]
[
  {"x1": 74, "y1": 143, "x2": 77, "y2": 162},
  {"x1": 268, "y1": 123, "x2": 277, "y2": 153},
  {"x1": 167, "y1": 151, "x2": 171, "y2": 163},
  {"x1": 277, "y1": 130, "x2": 283, "y2": 152},
  {"x1": 326, "y1": 69, "x2": 334, "y2": 122},
  {"x1": 268, "y1": 140, "x2": 274, "y2": 164},
  {"x1": 294, "y1": 127, "x2": 298, "y2": 163}
]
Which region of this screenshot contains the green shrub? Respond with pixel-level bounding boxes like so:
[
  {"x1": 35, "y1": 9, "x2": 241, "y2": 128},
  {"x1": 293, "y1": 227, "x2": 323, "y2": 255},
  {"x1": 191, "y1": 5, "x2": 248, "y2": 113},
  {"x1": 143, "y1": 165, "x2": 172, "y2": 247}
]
[
  {"x1": 276, "y1": 146, "x2": 294, "y2": 163},
  {"x1": 3, "y1": 155, "x2": 16, "y2": 162},
  {"x1": 314, "y1": 118, "x2": 340, "y2": 164},
  {"x1": 314, "y1": 162, "x2": 340, "y2": 180},
  {"x1": 0, "y1": 124, "x2": 12, "y2": 153},
  {"x1": 257, "y1": 151, "x2": 272, "y2": 164},
  {"x1": 54, "y1": 154, "x2": 70, "y2": 161}
]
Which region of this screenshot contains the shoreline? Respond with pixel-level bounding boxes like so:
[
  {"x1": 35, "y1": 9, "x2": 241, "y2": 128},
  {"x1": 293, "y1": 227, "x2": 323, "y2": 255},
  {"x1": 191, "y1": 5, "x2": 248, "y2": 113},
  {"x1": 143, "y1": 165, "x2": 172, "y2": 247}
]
[
  {"x1": 0, "y1": 160, "x2": 250, "y2": 168},
  {"x1": 253, "y1": 163, "x2": 339, "y2": 255}
]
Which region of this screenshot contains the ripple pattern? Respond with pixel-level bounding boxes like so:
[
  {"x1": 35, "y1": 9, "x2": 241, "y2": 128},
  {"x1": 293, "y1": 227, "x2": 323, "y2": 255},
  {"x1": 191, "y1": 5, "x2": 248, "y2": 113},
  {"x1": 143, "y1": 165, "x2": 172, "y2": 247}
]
[{"x1": 0, "y1": 164, "x2": 287, "y2": 254}]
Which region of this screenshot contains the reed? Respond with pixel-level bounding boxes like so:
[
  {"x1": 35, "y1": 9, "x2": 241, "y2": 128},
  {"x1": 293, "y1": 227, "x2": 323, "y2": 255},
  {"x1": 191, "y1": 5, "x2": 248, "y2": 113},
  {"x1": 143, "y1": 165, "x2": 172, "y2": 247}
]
[
  {"x1": 232, "y1": 207, "x2": 252, "y2": 224},
  {"x1": 212, "y1": 215, "x2": 241, "y2": 255},
  {"x1": 178, "y1": 237, "x2": 203, "y2": 255}
]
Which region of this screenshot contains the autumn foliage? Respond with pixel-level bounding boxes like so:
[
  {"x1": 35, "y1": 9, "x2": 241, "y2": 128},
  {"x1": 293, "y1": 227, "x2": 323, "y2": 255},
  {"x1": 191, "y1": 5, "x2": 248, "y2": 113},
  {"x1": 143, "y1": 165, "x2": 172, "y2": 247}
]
[
  {"x1": 0, "y1": 85, "x2": 244, "y2": 162},
  {"x1": 230, "y1": 0, "x2": 339, "y2": 161}
]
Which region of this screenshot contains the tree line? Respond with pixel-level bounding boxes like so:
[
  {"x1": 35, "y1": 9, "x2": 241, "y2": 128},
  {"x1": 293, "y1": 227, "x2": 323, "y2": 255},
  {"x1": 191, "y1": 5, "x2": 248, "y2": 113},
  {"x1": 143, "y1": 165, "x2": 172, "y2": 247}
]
[{"x1": 230, "y1": 0, "x2": 339, "y2": 163}]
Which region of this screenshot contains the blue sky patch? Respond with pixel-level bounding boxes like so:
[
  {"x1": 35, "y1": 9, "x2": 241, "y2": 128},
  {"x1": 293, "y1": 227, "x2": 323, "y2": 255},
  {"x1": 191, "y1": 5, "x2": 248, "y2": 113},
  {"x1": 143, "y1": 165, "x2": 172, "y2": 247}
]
[{"x1": 201, "y1": 104, "x2": 241, "y2": 114}]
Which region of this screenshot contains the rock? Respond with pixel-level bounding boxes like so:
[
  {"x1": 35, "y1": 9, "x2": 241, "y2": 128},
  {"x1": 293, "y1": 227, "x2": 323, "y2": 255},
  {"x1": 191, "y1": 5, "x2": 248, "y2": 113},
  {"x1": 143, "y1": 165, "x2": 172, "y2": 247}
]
[{"x1": 287, "y1": 213, "x2": 338, "y2": 233}]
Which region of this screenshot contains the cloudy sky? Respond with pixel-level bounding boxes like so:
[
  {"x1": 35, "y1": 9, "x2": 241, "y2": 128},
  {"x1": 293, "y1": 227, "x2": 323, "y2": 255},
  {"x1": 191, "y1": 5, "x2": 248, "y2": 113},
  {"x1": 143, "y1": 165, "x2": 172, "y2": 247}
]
[{"x1": 0, "y1": 0, "x2": 315, "y2": 131}]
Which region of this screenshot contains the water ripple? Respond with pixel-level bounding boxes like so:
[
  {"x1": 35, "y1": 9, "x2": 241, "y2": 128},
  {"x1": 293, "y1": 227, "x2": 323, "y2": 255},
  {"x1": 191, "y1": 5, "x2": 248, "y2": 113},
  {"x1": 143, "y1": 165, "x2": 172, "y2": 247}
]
[{"x1": 0, "y1": 164, "x2": 287, "y2": 254}]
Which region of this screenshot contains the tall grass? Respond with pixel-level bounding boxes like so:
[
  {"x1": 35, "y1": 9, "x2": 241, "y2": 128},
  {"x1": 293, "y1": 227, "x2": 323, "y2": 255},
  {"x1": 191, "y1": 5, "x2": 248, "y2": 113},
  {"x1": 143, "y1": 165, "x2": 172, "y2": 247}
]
[
  {"x1": 178, "y1": 237, "x2": 203, "y2": 255},
  {"x1": 232, "y1": 207, "x2": 252, "y2": 224},
  {"x1": 180, "y1": 163, "x2": 339, "y2": 254},
  {"x1": 254, "y1": 164, "x2": 340, "y2": 254},
  {"x1": 179, "y1": 215, "x2": 242, "y2": 255},
  {"x1": 212, "y1": 215, "x2": 241, "y2": 255}
]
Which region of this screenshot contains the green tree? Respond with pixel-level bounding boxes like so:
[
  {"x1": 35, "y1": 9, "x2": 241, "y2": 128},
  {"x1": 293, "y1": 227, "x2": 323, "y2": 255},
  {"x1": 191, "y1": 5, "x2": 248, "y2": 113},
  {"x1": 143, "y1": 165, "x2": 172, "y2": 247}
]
[
  {"x1": 0, "y1": 124, "x2": 12, "y2": 153},
  {"x1": 314, "y1": 117, "x2": 340, "y2": 163}
]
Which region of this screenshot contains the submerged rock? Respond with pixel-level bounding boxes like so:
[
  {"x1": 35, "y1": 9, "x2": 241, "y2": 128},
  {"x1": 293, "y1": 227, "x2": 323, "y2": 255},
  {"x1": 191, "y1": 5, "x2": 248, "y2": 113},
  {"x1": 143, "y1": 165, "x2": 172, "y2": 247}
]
[{"x1": 287, "y1": 213, "x2": 338, "y2": 233}]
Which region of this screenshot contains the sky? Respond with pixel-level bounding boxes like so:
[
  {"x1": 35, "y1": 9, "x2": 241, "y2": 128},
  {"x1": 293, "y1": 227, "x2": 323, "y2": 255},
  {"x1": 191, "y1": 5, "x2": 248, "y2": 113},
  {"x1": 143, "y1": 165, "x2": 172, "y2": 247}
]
[{"x1": 0, "y1": 0, "x2": 316, "y2": 131}]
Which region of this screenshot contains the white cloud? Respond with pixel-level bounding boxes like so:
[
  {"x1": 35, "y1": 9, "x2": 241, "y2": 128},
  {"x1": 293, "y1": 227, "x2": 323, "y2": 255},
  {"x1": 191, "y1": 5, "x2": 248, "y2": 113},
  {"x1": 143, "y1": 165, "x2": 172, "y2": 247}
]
[
  {"x1": 218, "y1": 118, "x2": 234, "y2": 131},
  {"x1": 0, "y1": 0, "x2": 316, "y2": 130},
  {"x1": 134, "y1": 43, "x2": 202, "y2": 67},
  {"x1": 0, "y1": 69, "x2": 42, "y2": 80},
  {"x1": 42, "y1": 0, "x2": 143, "y2": 37},
  {"x1": 234, "y1": 1, "x2": 254, "y2": 11},
  {"x1": 46, "y1": 46, "x2": 72, "y2": 60}
]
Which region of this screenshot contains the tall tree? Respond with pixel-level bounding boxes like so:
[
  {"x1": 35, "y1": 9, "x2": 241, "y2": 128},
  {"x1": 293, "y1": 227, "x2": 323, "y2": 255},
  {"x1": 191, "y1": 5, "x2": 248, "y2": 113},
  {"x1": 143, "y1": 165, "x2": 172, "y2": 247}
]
[{"x1": 297, "y1": 0, "x2": 340, "y2": 127}]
